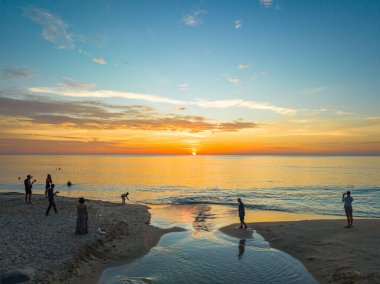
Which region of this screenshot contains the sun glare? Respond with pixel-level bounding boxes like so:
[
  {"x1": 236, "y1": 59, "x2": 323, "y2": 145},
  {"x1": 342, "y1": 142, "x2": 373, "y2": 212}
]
[{"x1": 192, "y1": 151, "x2": 197, "y2": 156}]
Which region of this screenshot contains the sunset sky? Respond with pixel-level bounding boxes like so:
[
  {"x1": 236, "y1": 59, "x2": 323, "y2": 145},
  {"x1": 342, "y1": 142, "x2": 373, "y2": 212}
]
[{"x1": 1, "y1": 0, "x2": 380, "y2": 155}]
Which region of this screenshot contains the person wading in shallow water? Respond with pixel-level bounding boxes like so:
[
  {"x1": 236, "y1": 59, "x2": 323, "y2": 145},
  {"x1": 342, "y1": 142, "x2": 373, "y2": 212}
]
[
  {"x1": 342, "y1": 191, "x2": 354, "y2": 228},
  {"x1": 237, "y1": 198, "x2": 248, "y2": 230}
]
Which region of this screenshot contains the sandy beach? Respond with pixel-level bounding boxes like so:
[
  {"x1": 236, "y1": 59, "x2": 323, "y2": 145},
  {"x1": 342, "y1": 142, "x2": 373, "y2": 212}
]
[
  {"x1": 0, "y1": 192, "x2": 183, "y2": 283},
  {"x1": 220, "y1": 219, "x2": 380, "y2": 283}
]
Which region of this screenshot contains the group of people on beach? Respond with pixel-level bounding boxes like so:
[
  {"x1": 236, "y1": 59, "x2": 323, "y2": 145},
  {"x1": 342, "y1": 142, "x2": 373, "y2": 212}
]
[{"x1": 23, "y1": 173, "x2": 89, "y2": 234}]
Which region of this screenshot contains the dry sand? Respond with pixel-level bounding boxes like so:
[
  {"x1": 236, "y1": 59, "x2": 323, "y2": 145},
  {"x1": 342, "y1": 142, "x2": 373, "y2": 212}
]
[
  {"x1": 220, "y1": 219, "x2": 380, "y2": 283},
  {"x1": 0, "y1": 192, "x2": 183, "y2": 283}
]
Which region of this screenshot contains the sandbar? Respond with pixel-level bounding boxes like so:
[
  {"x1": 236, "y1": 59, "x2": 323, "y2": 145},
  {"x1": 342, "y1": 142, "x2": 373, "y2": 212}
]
[{"x1": 220, "y1": 218, "x2": 380, "y2": 283}]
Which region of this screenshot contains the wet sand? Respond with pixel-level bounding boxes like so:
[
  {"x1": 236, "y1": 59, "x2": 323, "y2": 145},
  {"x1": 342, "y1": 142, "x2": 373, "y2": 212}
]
[
  {"x1": 0, "y1": 192, "x2": 183, "y2": 283},
  {"x1": 220, "y1": 219, "x2": 380, "y2": 283}
]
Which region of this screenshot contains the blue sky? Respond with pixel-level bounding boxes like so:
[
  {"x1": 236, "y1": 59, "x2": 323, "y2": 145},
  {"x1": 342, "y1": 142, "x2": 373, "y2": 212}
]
[{"x1": 0, "y1": 0, "x2": 380, "y2": 154}]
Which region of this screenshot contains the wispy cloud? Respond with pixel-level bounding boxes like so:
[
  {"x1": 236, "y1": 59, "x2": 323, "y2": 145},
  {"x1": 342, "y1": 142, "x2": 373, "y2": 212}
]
[
  {"x1": 28, "y1": 86, "x2": 297, "y2": 115},
  {"x1": 336, "y1": 110, "x2": 354, "y2": 115},
  {"x1": 227, "y1": 77, "x2": 242, "y2": 86},
  {"x1": 58, "y1": 78, "x2": 96, "y2": 90},
  {"x1": 92, "y1": 57, "x2": 106, "y2": 65},
  {"x1": 179, "y1": 83, "x2": 189, "y2": 91},
  {"x1": 251, "y1": 71, "x2": 268, "y2": 81},
  {"x1": 1, "y1": 67, "x2": 34, "y2": 80},
  {"x1": 260, "y1": 0, "x2": 273, "y2": 7},
  {"x1": 180, "y1": 9, "x2": 206, "y2": 27},
  {"x1": 194, "y1": 99, "x2": 296, "y2": 115},
  {"x1": 303, "y1": 86, "x2": 325, "y2": 95},
  {"x1": 23, "y1": 8, "x2": 74, "y2": 49},
  {"x1": 23, "y1": 7, "x2": 105, "y2": 64},
  {"x1": 238, "y1": 64, "x2": 249, "y2": 70},
  {"x1": 367, "y1": 117, "x2": 380, "y2": 122},
  {"x1": 234, "y1": 20, "x2": 243, "y2": 29}
]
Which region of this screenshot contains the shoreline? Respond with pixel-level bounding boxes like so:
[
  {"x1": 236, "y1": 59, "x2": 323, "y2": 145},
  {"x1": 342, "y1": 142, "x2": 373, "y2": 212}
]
[
  {"x1": 0, "y1": 192, "x2": 184, "y2": 283},
  {"x1": 220, "y1": 219, "x2": 380, "y2": 283}
]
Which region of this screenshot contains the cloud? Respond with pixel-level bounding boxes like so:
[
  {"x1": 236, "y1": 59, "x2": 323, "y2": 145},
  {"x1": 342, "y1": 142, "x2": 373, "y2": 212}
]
[
  {"x1": 0, "y1": 95, "x2": 260, "y2": 133},
  {"x1": 180, "y1": 9, "x2": 206, "y2": 27},
  {"x1": 1, "y1": 67, "x2": 34, "y2": 80},
  {"x1": 336, "y1": 110, "x2": 354, "y2": 115},
  {"x1": 194, "y1": 99, "x2": 296, "y2": 115},
  {"x1": 227, "y1": 77, "x2": 242, "y2": 86},
  {"x1": 303, "y1": 86, "x2": 325, "y2": 95},
  {"x1": 58, "y1": 78, "x2": 96, "y2": 90},
  {"x1": 367, "y1": 117, "x2": 380, "y2": 122},
  {"x1": 24, "y1": 8, "x2": 106, "y2": 64},
  {"x1": 260, "y1": 0, "x2": 273, "y2": 7},
  {"x1": 92, "y1": 57, "x2": 106, "y2": 65},
  {"x1": 179, "y1": 83, "x2": 189, "y2": 91},
  {"x1": 23, "y1": 8, "x2": 74, "y2": 49},
  {"x1": 28, "y1": 86, "x2": 297, "y2": 115},
  {"x1": 251, "y1": 71, "x2": 268, "y2": 81},
  {"x1": 234, "y1": 20, "x2": 242, "y2": 29},
  {"x1": 238, "y1": 64, "x2": 249, "y2": 70}
]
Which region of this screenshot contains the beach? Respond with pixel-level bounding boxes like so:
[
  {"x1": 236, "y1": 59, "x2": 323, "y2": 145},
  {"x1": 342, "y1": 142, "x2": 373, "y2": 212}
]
[
  {"x1": 0, "y1": 192, "x2": 183, "y2": 283},
  {"x1": 220, "y1": 219, "x2": 380, "y2": 283}
]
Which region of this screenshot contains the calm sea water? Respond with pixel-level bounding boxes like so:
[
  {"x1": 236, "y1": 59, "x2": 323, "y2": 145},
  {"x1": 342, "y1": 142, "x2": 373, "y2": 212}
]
[{"x1": 0, "y1": 155, "x2": 379, "y2": 217}]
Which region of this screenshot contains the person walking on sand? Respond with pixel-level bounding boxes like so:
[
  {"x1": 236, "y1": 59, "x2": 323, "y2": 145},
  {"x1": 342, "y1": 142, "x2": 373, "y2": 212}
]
[
  {"x1": 45, "y1": 174, "x2": 53, "y2": 198},
  {"x1": 237, "y1": 198, "x2": 248, "y2": 230},
  {"x1": 46, "y1": 184, "x2": 59, "y2": 216},
  {"x1": 76, "y1": 197, "x2": 88, "y2": 234},
  {"x1": 121, "y1": 192, "x2": 130, "y2": 204},
  {"x1": 24, "y1": 175, "x2": 36, "y2": 204},
  {"x1": 342, "y1": 190, "x2": 353, "y2": 228}
]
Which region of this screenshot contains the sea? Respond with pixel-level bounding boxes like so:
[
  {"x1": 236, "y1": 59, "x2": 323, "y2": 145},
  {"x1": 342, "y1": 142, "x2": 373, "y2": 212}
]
[
  {"x1": 1, "y1": 155, "x2": 379, "y2": 217},
  {"x1": 1, "y1": 155, "x2": 379, "y2": 283}
]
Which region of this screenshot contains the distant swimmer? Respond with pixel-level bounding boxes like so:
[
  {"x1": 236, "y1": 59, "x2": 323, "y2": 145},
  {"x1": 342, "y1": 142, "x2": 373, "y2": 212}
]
[
  {"x1": 67, "y1": 181, "x2": 72, "y2": 186},
  {"x1": 342, "y1": 191, "x2": 354, "y2": 228},
  {"x1": 237, "y1": 198, "x2": 248, "y2": 230},
  {"x1": 121, "y1": 192, "x2": 130, "y2": 204}
]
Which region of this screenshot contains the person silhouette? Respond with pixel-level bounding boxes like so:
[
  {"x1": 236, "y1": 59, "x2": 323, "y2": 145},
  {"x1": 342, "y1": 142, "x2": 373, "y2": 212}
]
[
  {"x1": 342, "y1": 191, "x2": 353, "y2": 228},
  {"x1": 237, "y1": 198, "x2": 248, "y2": 229},
  {"x1": 121, "y1": 192, "x2": 130, "y2": 203},
  {"x1": 46, "y1": 184, "x2": 59, "y2": 216}
]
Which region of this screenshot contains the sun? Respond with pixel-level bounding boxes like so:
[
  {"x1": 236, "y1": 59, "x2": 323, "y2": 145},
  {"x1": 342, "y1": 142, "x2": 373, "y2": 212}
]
[{"x1": 192, "y1": 151, "x2": 197, "y2": 156}]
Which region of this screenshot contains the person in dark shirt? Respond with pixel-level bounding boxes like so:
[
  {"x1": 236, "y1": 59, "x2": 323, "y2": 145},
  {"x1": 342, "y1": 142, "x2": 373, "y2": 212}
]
[
  {"x1": 46, "y1": 184, "x2": 59, "y2": 216},
  {"x1": 45, "y1": 174, "x2": 53, "y2": 198},
  {"x1": 237, "y1": 198, "x2": 248, "y2": 230},
  {"x1": 24, "y1": 175, "x2": 36, "y2": 204}
]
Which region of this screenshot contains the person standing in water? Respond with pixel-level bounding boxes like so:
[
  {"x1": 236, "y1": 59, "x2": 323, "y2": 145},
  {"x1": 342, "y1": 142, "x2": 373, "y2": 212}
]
[
  {"x1": 45, "y1": 174, "x2": 53, "y2": 198},
  {"x1": 24, "y1": 175, "x2": 36, "y2": 204},
  {"x1": 342, "y1": 191, "x2": 353, "y2": 228},
  {"x1": 237, "y1": 198, "x2": 248, "y2": 230}
]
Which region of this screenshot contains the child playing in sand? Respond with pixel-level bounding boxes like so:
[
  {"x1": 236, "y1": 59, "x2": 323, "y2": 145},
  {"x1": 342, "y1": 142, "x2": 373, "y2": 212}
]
[
  {"x1": 121, "y1": 192, "x2": 130, "y2": 204},
  {"x1": 342, "y1": 191, "x2": 353, "y2": 228},
  {"x1": 237, "y1": 198, "x2": 248, "y2": 230}
]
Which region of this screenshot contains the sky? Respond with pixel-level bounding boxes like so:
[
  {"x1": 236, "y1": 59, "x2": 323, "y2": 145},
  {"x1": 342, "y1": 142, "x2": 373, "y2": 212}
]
[{"x1": 0, "y1": 0, "x2": 380, "y2": 155}]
